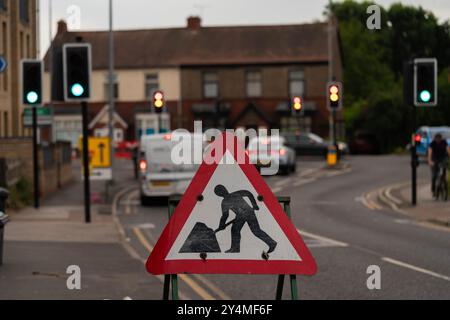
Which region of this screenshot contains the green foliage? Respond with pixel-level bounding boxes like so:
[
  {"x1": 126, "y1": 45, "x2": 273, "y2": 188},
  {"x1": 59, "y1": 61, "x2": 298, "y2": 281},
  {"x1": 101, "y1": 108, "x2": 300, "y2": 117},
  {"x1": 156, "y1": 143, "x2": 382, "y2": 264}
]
[
  {"x1": 8, "y1": 177, "x2": 33, "y2": 210},
  {"x1": 328, "y1": 0, "x2": 450, "y2": 153}
]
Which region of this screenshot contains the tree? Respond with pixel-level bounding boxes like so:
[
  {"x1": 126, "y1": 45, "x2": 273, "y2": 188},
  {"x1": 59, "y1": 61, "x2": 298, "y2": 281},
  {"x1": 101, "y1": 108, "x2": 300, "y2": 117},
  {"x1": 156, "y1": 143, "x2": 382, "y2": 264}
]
[{"x1": 327, "y1": 0, "x2": 450, "y2": 153}]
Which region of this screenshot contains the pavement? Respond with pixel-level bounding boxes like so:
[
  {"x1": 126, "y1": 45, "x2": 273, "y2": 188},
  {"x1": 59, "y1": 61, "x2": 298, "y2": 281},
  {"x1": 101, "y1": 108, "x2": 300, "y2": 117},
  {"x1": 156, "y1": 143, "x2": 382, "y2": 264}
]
[
  {"x1": 364, "y1": 178, "x2": 450, "y2": 229},
  {"x1": 0, "y1": 158, "x2": 163, "y2": 300}
]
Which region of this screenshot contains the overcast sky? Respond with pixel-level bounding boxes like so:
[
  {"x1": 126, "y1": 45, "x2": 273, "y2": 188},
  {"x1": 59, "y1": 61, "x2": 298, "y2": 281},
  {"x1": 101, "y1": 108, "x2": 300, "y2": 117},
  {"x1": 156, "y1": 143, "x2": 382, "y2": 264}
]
[{"x1": 38, "y1": 0, "x2": 450, "y2": 57}]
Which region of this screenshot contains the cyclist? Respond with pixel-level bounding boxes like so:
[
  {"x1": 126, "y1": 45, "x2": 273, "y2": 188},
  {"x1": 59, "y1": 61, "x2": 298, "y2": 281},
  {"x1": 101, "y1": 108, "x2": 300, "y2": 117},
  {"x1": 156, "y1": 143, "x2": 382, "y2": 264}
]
[{"x1": 427, "y1": 133, "x2": 450, "y2": 198}]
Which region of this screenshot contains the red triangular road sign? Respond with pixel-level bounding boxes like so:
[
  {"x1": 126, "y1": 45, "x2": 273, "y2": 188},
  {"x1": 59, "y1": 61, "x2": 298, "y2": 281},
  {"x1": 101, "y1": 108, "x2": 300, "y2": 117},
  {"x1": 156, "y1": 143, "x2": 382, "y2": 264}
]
[{"x1": 146, "y1": 132, "x2": 317, "y2": 275}]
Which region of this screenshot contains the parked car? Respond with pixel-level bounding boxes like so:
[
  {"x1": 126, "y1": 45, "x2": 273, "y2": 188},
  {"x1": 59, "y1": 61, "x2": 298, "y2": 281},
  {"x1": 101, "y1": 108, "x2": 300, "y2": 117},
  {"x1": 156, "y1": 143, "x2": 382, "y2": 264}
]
[
  {"x1": 283, "y1": 133, "x2": 328, "y2": 157},
  {"x1": 349, "y1": 131, "x2": 380, "y2": 155},
  {"x1": 283, "y1": 132, "x2": 348, "y2": 157},
  {"x1": 414, "y1": 126, "x2": 450, "y2": 158},
  {"x1": 247, "y1": 136, "x2": 296, "y2": 175},
  {"x1": 139, "y1": 132, "x2": 206, "y2": 205}
]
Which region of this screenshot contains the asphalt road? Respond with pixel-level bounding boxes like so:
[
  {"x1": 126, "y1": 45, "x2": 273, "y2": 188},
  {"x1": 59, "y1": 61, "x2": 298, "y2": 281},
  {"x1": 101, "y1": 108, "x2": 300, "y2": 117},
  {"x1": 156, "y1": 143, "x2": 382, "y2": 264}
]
[{"x1": 116, "y1": 155, "x2": 450, "y2": 300}]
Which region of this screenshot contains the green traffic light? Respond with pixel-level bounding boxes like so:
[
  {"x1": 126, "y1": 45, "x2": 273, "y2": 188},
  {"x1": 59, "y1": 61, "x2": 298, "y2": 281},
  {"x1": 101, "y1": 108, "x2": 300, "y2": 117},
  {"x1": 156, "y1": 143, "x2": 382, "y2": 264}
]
[
  {"x1": 71, "y1": 83, "x2": 85, "y2": 97},
  {"x1": 419, "y1": 90, "x2": 431, "y2": 103},
  {"x1": 26, "y1": 91, "x2": 39, "y2": 104}
]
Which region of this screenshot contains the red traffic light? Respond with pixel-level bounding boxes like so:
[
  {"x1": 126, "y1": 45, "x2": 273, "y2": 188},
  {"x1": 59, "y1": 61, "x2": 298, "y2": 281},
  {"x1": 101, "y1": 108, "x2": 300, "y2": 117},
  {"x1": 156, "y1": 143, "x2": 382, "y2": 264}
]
[
  {"x1": 329, "y1": 85, "x2": 339, "y2": 94},
  {"x1": 414, "y1": 134, "x2": 421, "y2": 143}
]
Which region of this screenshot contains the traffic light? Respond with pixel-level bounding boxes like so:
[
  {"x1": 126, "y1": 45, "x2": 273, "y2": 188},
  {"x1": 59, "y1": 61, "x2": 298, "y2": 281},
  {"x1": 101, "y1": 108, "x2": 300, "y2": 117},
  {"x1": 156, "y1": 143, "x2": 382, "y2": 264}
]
[
  {"x1": 153, "y1": 90, "x2": 164, "y2": 113},
  {"x1": 414, "y1": 58, "x2": 437, "y2": 107},
  {"x1": 327, "y1": 82, "x2": 342, "y2": 111},
  {"x1": 292, "y1": 96, "x2": 302, "y2": 113},
  {"x1": 63, "y1": 43, "x2": 91, "y2": 101},
  {"x1": 21, "y1": 60, "x2": 43, "y2": 105}
]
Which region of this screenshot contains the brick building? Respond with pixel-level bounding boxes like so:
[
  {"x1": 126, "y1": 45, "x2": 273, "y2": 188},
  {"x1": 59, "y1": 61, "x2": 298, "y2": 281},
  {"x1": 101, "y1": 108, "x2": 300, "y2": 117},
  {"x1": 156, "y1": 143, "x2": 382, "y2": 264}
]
[
  {"x1": 43, "y1": 17, "x2": 343, "y2": 146},
  {"x1": 0, "y1": 0, "x2": 38, "y2": 138}
]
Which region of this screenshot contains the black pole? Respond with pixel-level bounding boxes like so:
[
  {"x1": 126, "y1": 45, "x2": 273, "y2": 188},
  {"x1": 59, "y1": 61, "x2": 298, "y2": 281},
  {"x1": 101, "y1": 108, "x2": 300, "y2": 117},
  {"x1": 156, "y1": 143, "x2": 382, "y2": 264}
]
[
  {"x1": 411, "y1": 105, "x2": 417, "y2": 206},
  {"x1": 332, "y1": 108, "x2": 338, "y2": 157},
  {"x1": 81, "y1": 101, "x2": 91, "y2": 223},
  {"x1": 32, "y1": 106, "x2": 40, "y2": 209}
]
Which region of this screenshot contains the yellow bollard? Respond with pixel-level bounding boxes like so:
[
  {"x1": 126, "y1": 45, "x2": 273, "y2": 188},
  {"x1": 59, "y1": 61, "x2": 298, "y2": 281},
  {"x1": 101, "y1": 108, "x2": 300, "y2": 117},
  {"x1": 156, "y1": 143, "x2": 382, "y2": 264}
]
[{"x1": 327, "y1": 145, "x2": 337, "y2": 167}]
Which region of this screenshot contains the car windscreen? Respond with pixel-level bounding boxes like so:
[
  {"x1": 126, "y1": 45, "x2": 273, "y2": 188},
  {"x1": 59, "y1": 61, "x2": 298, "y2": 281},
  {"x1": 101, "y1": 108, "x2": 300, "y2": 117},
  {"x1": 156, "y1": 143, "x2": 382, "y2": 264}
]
[
  {"x1": 429, "y1": 129, "x2": 450, "y2": 140},
  {"x1": 145, "y1": 137, "x2": 204, "y2": 173}
]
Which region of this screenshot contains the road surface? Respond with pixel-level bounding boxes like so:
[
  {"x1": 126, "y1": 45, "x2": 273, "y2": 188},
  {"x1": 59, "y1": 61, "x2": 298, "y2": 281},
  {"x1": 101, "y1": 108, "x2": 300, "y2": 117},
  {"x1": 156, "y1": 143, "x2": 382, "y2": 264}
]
[{"x1": 115, "y1": 155, "x2": 450, "y2": 299}]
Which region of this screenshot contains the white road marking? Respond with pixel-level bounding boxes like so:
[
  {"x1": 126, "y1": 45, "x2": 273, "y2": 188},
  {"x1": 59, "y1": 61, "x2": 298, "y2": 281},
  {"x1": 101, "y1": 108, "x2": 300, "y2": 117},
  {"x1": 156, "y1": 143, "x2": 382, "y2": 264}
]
[
  {"x1": 128, "y1": 223, "x2": 155, "y2": 229},
  {"x1": 385, "y1": 187, "x2": 403, "y2": 205},
  {"x1": 297, "y1": 229, "x2": 348, "y2": 247},
  {"x1": 274, "y1": 178, "x2": 292, "y2": 187},
  {"x1": 293, "y1": 178, "x2": 316, "y2": 187},
  {"x1": 298, "y1": 168, "x2": 316, "y2": 177},
  {"x1": 271, "y1": 186, "x2": 282, "y2": 193},
  {"x1": 124, "y1": 189, "x2": 139, "y2": 215},
  {"x1": 382, "y1": 257, "x2": 450, "y2": 282}
]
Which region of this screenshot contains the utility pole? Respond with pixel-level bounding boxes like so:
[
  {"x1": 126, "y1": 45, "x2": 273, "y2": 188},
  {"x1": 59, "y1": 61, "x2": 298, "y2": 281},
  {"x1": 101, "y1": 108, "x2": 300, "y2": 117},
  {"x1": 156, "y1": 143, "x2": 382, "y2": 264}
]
[
  {"x1": 108, "y1": 0, "x2": 115, "y2": 183},
  {"x1": 328, "y1": 1, "x2": 338, "y2": 154}
]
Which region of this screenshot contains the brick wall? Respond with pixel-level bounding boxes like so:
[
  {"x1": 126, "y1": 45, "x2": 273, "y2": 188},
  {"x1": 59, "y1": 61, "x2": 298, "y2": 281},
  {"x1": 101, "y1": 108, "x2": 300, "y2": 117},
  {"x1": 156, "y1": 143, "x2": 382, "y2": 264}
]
[{"x1": 0, "y1": 138, "x2": 73, "y2": 198}]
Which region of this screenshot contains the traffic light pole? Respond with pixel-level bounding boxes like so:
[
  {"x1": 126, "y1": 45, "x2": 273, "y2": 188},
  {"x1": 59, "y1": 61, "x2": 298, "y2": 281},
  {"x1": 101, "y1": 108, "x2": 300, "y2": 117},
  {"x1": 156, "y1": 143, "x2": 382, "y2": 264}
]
[
  {"x1": 81, "y1": 101, "x2": 91, "y2": 223},
  {"x1": 411, "y1": 105, "x2": 417, "y2": 206},
  {"x1": 32, "y1": 106, "x2": 40, "y2": 209},
  {"x1": 332, "y1": 109, "x2": 337, "y2": 150}
]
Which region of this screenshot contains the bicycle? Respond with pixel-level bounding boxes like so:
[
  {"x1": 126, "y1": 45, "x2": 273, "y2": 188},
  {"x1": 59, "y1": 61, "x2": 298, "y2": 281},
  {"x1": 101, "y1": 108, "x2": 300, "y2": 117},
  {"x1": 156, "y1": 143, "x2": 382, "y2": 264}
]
[{"x1": 435, "y1": 161, "x2": 448, "y2": 201}]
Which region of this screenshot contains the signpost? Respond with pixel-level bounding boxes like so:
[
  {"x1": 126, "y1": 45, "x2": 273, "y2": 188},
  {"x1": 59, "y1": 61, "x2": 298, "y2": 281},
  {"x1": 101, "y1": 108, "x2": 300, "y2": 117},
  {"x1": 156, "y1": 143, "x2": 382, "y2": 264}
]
[
  {"x1": 23, "y1": 107, "x2": 53, "y2": 127},
  {"x1": 146, "y1": 132, "x2": 317, "y2": 299},
  {"x1": 405, "y1": 58, "x2": 438, "y2": 206},
  {"x1": 21, "y1": 60, "x2": 43, "y2": 209},
  {"x1": 63, "y1": 41, "x2": 92, "y2": 223}
]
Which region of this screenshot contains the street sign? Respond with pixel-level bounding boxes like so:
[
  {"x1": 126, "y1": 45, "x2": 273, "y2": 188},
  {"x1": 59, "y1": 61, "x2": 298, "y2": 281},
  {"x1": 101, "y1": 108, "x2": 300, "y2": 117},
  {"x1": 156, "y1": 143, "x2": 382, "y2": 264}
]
[
  {"x1": 88, "y1": 137, "x2": 111, "y2": 168},
  {"x1": 146, "y1": 132, "x2": 317, "y2": 275},
  {"x1": 23, "y1": 107, "x2": 52, "y2": 127},
  {"x1": 78, "y1": 136, "x2": 112, "y2": 180},
  {"x1": 89, "y1": 168, "x2": 112, "y2": 181},
  {"x1": 0, "y1": 56, "x2": 7, "y2": 73}
]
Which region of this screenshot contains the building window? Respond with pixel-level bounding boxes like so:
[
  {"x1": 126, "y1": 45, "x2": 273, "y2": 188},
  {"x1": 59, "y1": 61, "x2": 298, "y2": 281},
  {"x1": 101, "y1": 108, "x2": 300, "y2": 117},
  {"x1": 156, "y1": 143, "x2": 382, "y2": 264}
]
[
  {"x1": 19, "y1": 31, "x2": 23, "y2": 58},
  {"x1": 54, "y1": 117, "x2": 82, "y2": 148},
  {"x1": 145, "y1": 74, "x2": 159, "y2": 100},
  {"x1": 203, "y1": 72, "x2": 218, "y2": 98},
  {"x1": 104, "y1": 73, "x2": 119, "y2": 99},
  {"x1": 3, "y1": 111, "x2": 8, "y2": 137},
  {"x1": 0, "y1": 0, "x2": 7, "y2": 12},
  {"x1": 289, "y1": 70, "x2": 305, "y2": 97},
  {"x1": 246, "y1": 71, "x2": 262, "y2": 97},
  {"x1": 281, "y1": 115, "x2": 311, "y2": 133},
  {"x1": 26, "y1": 34, "x2": 30, "y2": 58},
  {"x1": 19, "y1": 0, "x2": 29, "y2": 24}
]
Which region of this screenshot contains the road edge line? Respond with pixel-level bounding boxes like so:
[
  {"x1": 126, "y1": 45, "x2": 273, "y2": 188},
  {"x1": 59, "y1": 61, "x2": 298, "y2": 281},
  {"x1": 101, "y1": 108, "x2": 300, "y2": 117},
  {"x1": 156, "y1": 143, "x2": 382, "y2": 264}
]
[{"x1": 382, "y1": 257, "x2": 450, "y2": 282}]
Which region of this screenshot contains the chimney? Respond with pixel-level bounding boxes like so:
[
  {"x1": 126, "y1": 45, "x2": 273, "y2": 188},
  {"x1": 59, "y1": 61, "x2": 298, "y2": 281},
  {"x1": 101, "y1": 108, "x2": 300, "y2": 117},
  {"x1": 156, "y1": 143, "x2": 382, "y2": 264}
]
[
  {"x1": 187, "y1": 16, "x2": 201, "y2": 31},
  {"x1": 57, "y1": 20, "x2": 68, "y2": 34}
]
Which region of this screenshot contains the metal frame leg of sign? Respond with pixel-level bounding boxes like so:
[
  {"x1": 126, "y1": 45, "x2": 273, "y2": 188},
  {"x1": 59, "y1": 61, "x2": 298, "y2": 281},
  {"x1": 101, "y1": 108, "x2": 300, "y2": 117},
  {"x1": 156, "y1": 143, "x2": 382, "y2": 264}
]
[
  {"x1": 274, "y1": 197, "x2": 298, "y2": 300},
  {"x1": 161, "y1": 195, "x2": 299, "y2": 300}
]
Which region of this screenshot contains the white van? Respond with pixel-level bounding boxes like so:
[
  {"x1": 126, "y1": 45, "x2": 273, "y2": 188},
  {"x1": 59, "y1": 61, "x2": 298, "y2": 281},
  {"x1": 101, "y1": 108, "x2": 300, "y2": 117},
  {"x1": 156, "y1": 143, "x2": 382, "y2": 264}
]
[{"x1": 139, "y1": 132, "x2": 206, "y2": 205}]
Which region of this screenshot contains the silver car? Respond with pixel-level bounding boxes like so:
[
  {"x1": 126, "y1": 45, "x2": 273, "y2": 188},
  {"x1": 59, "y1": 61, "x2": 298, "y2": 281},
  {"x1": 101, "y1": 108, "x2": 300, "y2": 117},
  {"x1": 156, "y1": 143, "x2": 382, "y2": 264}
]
[{"x1": 247, "y1": 136, "x2": 296, "y2": 175}]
